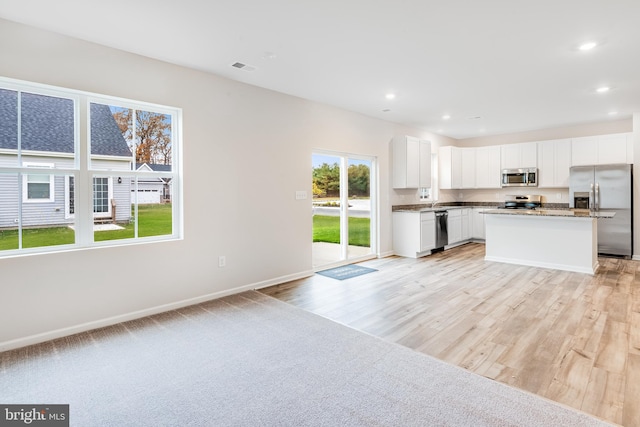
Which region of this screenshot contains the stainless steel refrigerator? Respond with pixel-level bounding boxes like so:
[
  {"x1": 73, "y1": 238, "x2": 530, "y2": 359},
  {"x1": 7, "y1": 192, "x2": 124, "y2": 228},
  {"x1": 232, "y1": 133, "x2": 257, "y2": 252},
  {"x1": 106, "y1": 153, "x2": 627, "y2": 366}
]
[{"x1": 569, "y1": 164, "x2": 633, "y2": 257}]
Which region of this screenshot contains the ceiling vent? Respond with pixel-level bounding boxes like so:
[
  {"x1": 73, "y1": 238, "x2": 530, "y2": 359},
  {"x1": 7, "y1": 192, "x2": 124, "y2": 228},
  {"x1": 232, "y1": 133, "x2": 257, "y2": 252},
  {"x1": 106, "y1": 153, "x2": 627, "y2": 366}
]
[{"x1": 231, "y1": 62, "x2": 256, "y2": 72}]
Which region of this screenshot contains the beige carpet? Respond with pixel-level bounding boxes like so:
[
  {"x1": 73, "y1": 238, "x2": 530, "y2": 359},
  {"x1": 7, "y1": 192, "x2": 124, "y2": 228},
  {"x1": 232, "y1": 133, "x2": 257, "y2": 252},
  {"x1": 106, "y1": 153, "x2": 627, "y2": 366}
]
[{"x1": 0, "y1": 291, "x2": 615, "y2": 426}]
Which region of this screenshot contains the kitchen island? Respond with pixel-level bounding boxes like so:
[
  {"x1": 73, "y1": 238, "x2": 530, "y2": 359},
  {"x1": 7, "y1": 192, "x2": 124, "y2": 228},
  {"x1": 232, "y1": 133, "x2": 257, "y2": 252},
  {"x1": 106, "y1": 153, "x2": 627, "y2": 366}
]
[{"x1": 482, "y1": 209, "x2": 614, "y2": 275}]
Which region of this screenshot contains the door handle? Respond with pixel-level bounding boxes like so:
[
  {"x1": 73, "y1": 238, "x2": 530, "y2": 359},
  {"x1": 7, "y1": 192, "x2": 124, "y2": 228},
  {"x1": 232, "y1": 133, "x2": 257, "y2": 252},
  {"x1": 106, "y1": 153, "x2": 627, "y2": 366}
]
[{"x1": 589, "y1": 183, "x2": 594, "y2": 211}]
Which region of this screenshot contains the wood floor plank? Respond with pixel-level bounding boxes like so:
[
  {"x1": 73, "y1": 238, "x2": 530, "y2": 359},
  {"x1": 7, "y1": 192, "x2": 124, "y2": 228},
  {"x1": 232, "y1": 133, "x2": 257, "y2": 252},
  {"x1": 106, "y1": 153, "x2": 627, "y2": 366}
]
[
  {"x1": 261, "y1": 243, "x2": 640, "y2": 426},
  {"x1": 594, "y1": 319, "x2": 628, "y2": 375},
  {"x1": 581, "y1": 367, "x2": 625, "y2": 425},
  {"x1": 623, "y1": 354, "x2": 640, "y2": 426}
]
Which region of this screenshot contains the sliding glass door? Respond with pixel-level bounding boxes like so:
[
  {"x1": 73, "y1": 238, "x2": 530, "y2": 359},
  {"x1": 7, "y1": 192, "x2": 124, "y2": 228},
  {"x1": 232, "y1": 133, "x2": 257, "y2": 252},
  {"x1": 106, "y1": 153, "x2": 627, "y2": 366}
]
[{"x1": 312, "y1": 152, "x2": 376, "y2": 269}]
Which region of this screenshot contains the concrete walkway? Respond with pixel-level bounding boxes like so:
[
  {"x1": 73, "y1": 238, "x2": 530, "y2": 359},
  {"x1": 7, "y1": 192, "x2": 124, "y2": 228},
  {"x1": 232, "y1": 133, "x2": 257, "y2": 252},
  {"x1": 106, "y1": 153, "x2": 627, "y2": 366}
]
[{"x1": 312, "y1": 242, "x2": 372, "y2": 269}]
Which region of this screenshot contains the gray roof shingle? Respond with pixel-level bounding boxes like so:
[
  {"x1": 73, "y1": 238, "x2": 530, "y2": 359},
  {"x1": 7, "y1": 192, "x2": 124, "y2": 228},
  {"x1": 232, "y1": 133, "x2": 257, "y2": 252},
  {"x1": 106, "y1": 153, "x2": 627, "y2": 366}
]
[
  {"x1": 136, "y1": 163, "x2": 172, "y2": 172},
  {"x1": 90, "y1": 103, "x2": 132, "y2": 157},
  {"x1": 0, "y1": 89, "x2": 132, "y2": 158}
]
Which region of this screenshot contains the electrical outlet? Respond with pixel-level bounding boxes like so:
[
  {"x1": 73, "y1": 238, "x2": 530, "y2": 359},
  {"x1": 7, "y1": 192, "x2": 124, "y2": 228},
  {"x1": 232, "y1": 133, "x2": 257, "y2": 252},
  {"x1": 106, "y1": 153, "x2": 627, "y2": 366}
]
[
  {"x1": 218, "y1": 256, "x2": 226, "y2": 268},
  {"x1": 556, "y1": 193, "x2": 562, "y2": 200}
]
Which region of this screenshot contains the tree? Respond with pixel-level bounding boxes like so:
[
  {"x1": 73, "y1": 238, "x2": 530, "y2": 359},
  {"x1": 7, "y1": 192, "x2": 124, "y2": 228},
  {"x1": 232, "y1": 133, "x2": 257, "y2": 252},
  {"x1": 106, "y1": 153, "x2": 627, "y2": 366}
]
[
  {"x1": 312, "y1": 163, "x2": 340, "y2": 197},
  {"x1": 348, "y1": 164, "x2": 370, "y2": 197},
  {"x1": 112, "y1": 108, "x2": 172, "y2": 165},
  {"x1": 312, "y1": 181, "x2": 325, "y2": 198},
  {"x1": 312, "y1": 162, "x2": 370, "y2": 198}
]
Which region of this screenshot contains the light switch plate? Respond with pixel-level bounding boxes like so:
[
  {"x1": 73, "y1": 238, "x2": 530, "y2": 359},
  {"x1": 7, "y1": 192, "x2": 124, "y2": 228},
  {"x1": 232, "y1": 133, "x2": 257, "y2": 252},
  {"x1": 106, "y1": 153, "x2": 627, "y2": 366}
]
[{"x1": 295, "y1": 190, "x2": 307, "y2": 200}]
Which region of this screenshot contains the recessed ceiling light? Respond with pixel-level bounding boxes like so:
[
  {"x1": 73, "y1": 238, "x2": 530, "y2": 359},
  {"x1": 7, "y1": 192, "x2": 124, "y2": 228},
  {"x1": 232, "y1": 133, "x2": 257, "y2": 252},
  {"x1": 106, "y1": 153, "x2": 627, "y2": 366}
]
[
  {"x1": 608, "y1": 111, "x2": 618, "y2": 116},
  {"x1": 579, "y1": 42, "x2": 597, "y2": 51},
  {"x1": 385, "y1": 93, "x2": 396, "y2": 100},
  {"x1": 442, "y1": 115, "x2": 451, "y2": 120},
  {"x1": 596, "y1": 86, "x2": 610, "y2": 93}
]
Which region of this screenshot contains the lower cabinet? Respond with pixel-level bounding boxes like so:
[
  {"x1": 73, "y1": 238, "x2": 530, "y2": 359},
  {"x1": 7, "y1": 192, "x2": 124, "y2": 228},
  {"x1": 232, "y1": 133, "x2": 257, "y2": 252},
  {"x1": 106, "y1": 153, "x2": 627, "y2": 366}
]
[
  {"x1": 393, "y1": 208, "x2": 484, "y2": 259},
  {"x1": 420, "y1": 212, "x2": 436, "y2": 252},
  {"x1": 447, "y1": 208, "x2": 472, "y2": 246},
  {"x1": 461, "y1": 209, "x2": 471, "y2": 241},
  {"x1": 393, "y1": 211, "x2": 435, "y2": 258},
  {"x1": 471, "y1": 208, "x2": 486, "y2": 240},
  {"x1": 448, "y1": 210, "x2": 462, "y2": 244}
]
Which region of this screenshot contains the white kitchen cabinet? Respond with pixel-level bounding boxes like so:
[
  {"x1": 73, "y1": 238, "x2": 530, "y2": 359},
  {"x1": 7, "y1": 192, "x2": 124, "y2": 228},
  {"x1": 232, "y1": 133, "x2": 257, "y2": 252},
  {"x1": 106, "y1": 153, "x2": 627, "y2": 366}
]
[
  {"x1": 471, "y1": 208, "x2": 486, "y2": 240},
  {"x1": 439, "y1": 146, "x2": 462, "y2": 189},
  {"x1": 392, "y1": 211, "x2": 435, "y2": 258},
  {"x1": 420, "y1": 212, "x2": 436, "y2": 252},
  {"x1": 537, "y1": 139, "x2": 571, "y2": 188},
  {"x1": 461, "y1": 209, "x2": 471, "y2": 241},
  {"x1": 598, "y1": 134, "x2": 629, "y2": 165},
  {"x1": 392, "y1": 136, "x2": 431, "y2": 189},
  {"x1": 419, "y1": 140, "x2": 432, "y2": 188},
  {"x1": 440, "y1": 146, "x2": 500, "y2": 189},
  {"x1": 501, "y1": 142, "x2": 537, "y2": 169},
  {"x1": 571, "y1": 133, "x2": 631, "y2": 166},
  {"x1": 475, "y1": 146, "x2": 501, "y2": 188},
  {"x1": 461, "y1": 149, "x2": 476, "y2": 189},
  {"x1": 447, "y1": 209, "x2": 462, "y2": 244}
]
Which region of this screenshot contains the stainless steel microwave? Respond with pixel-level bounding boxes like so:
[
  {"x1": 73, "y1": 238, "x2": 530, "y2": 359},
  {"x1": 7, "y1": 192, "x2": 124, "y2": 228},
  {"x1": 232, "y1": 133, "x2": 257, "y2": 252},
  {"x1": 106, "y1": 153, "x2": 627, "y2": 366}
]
[{"x1": 501, "y1": 168, "x2": 537, "y2": 187}]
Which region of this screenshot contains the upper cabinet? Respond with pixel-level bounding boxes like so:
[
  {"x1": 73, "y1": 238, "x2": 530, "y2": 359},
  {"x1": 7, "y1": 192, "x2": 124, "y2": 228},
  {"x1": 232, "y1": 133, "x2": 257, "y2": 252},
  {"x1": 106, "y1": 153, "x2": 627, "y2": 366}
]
[
  {"x1": 501, "y1": 142, "x2": 537, "y2": 169},
  {"x1": 392, "y1": 136, "x2": 431, "y2": 189},
  {"x1": 439, "y1": 146, "x2": 462, "y2": 190},
  {"x1": 475, "y1": 146, "x2": 501, "y2": 188},
  {"x1": 439, "y1": 145, "x2": 500, "y2": 189},
  {"x1": 537, "y1": 139, "x2": 571, "y2": 188},
  {"x1": 436, "y1": 132, "x2": 632, "y2": 192},
  {"x1": 571, "y1": 133, "x2": 632, "y2": 166}
]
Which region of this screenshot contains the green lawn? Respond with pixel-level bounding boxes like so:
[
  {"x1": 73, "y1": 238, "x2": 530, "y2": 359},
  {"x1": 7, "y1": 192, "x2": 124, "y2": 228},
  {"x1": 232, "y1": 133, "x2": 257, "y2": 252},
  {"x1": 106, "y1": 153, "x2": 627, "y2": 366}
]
[
  {"x1": 95, "y1": 204, "x2": 173, "y2": 241},
  {"x1": 313, "y1": 215, "x2": 370, "y2": 247},
  {"x1": 0, "y1": 204, "x2": 172, "y2": 251}
]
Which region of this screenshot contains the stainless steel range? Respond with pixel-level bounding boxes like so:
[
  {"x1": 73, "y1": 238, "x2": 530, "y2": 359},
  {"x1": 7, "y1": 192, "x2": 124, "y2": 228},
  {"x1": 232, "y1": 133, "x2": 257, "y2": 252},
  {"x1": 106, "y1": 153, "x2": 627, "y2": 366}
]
[{"x1": 502, "y1": 195, "x2": 542, "y2": 210}]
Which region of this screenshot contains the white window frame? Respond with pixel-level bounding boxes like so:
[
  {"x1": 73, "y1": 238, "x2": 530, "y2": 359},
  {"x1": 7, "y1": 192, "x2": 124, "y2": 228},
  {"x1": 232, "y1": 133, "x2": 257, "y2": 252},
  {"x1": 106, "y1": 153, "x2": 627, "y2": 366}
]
[
  {"x1": 22, "y1": 162, "x2": 55, "y2": 203},
  {"x1": 0, "y1": 76, "x2": 183, "y2": 257}
]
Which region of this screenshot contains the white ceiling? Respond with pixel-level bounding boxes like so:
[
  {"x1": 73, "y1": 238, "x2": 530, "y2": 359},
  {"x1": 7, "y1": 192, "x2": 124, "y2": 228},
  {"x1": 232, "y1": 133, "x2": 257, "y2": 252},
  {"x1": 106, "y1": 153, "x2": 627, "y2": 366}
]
[{"x1": 1, "y1": 0, "x2": 639, "y2": 139}]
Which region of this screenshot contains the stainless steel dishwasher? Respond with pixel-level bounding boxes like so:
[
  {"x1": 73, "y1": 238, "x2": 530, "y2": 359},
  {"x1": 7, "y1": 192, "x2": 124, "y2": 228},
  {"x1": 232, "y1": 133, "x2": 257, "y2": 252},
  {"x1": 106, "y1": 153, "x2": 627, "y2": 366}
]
[{"x1": 434, "y1": 210, "x2": 448, "y2": 250}]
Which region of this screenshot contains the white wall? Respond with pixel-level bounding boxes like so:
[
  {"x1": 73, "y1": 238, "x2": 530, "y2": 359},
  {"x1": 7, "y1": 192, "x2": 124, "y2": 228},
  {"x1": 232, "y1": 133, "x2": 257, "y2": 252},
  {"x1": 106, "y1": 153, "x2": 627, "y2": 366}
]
[
  {"x1": 457, "y1": 119, "x2": 632, "y2": 147},
  {"x1": 0, "y1": 19, "x2": 432, "y2": 349}
]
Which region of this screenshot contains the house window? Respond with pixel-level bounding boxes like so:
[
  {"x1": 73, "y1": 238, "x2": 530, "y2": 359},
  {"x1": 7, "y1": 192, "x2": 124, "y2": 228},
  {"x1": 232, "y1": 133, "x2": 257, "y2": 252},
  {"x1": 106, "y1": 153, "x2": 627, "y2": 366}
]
[
  {"x1": 0, "y1": 77, "x2": 182, "y2": 256},
  {"x1": 24, "y1": 163, "x2": 55, "y2": 202},
  {"x1": 66, "y1": 176, "x2": 75, "y2": 217}
]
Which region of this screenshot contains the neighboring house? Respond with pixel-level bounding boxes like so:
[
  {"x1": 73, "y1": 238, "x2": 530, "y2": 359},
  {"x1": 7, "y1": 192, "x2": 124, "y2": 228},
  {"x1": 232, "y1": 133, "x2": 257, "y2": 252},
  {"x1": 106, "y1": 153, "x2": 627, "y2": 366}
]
[
  {"x1": 0, "y1": 90, "x2": 133, "y2": 228},
  {"x1": 133, "y1": 163, "x2": 172, "y2": 204}
]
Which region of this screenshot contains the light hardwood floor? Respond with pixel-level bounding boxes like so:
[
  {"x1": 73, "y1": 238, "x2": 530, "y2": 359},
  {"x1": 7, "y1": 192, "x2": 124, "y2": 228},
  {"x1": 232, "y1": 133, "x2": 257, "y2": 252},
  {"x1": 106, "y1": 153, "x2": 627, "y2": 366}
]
[{"x1": 261, "y1": 243, "x2": 640, "y2": 426}]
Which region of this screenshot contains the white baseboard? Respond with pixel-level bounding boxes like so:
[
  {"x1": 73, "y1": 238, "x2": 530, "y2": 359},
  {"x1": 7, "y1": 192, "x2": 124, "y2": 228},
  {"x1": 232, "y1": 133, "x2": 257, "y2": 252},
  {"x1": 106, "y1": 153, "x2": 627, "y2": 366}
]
[
  {"x1": 378, "y1": 250, "x2": 395, "y2": 258},
  {"x1": 0, "y1": 269, "x2": 315, "y2": 352},
  {"x1": 485, "y1": 255, "x2": 597, "y2": 275}
]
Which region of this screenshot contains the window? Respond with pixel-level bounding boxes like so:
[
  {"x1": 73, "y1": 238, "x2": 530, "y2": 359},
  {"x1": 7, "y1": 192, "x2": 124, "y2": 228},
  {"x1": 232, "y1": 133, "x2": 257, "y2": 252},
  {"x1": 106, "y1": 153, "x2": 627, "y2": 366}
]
[
  {"x1": 23, "y1": 162, "x2": 54, "y2": 202},
  {"x1": 0, "y1": 77, "x2": 182, "y2": 256},
  {"x1": 65, "y1": 176, "x2": 75, "y2": 218}
]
